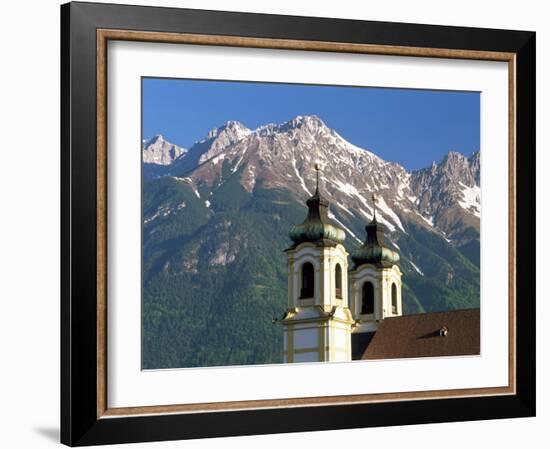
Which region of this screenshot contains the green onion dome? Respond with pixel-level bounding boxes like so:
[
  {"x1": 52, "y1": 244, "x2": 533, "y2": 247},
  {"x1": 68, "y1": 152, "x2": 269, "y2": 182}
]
[
  {"x1": 289, "y1": 189, "x2": 346, "y2": 245},
  {"x1": 351, "y1": 217, "x2": 400, "y2": 268}
]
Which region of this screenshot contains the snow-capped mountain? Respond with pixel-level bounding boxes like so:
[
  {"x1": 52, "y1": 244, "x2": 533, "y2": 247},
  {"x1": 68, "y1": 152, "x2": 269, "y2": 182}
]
[{"x1": 143, "y1": 115, "x2": 480, "y2": 244}]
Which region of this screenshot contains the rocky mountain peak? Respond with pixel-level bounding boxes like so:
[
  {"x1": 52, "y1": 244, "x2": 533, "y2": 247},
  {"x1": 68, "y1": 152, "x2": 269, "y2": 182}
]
[
  {"x1": 288, "y1": 114, "x2": 326, "y2": 129},
  {"x1": 410, "y1": 149, "x2": 480, "y2": 240},
  {"x1": 468, "y1": 151, "x2": 481, "y2": 184},
  {"x1": 205, "y1": 120, "x2": 251, "y2": 141},
  {"x1": 256, "y1": 114, "x2": 329, "y2": 137},
  {"x1": 442, "y1": 150, "x2": 467, "y2": 162},
  {"x1": 441, "y1": 149, "x2": 464, "y2": 164},
  {"x1": 433, "y1": 150, "x2": 479, "y2": 186},
  {"x1": 142, "y1": 134, "x2": 187, "y2": 166},
  {"x1": 197, "y1": 121, "x2": 252, "y2": 164},
  {"x1": 142, "y1": 134, "x2": 168, "y2": 147}
]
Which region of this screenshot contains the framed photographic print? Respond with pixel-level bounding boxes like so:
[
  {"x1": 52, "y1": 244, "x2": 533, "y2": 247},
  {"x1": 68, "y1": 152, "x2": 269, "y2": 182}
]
[{"x1": 61, "y1": 1, "x2": 536, "y2": 446}]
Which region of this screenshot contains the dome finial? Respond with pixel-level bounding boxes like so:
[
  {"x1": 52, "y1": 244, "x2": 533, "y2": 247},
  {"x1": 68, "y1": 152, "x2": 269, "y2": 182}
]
[
  {"x1": 371, "y1": 193, "x2": 378, "y2": 222},
  {"x1": 314, "y1": 163, "x2": 321, "y2": 195}
]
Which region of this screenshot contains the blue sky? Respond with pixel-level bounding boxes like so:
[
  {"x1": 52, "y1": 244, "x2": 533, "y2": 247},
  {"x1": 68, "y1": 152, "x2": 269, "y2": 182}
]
[{"x1": 142, "y1": 78, "x2": 479, "y2": 171}]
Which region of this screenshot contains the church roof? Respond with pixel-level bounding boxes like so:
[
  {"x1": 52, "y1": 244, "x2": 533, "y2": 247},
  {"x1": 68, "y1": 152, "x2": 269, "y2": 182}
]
[
  {"x1": 354, "y1": 308, "x2": 480, "y2": 360},
  {"x1": 288, "y1": 165, "x2": 345, "y2": 247}
]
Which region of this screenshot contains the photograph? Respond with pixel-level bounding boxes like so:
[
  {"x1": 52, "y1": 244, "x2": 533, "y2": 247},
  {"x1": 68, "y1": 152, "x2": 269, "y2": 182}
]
[{"x1": 141, "y1": 78, "x2": 481, "y2": 369}]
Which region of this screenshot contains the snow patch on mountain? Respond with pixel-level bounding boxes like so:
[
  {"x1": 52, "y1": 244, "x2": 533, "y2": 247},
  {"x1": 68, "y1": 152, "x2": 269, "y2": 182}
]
[
  {"x1": 210, "y1": 154, "x2": 225, "y2": 166},
  {"x1": 358, "y1": 207, "x2": 396, "y2": 233},
  {"x1": 330, "y1": 179, "x2": 374, "y2": 218},
  {"x1": 144, "y1": 201, "x2": 186, "y2": 224},
  {"x1": 416, "y1": 212, "x2": 434, "y2": 227},
  {"x1": 232, "y1": 147, "x2": 249, "y2": 173},
  {"x1": 241, "y1": 163, "x2": 257, "y2": 192},
  {"x1": 410, "y1": 260, "x2": 425, "y2": 276},
  {"x1": 173, "y1": 176, "x2": 192, "y2": 183},
  {"x1": 376, "y1": 196, "x2": 406, "y2": 233},
  {"x1": 328, "y1": 211, "x2": 362, "y2": 244},
  {"x1": 331, "y1": 178, "x2": 361, "y2": 198},
  {"x1": 292, "y1": 156, "x2": 312, "y2": 196},
  {"x1": 336, "y1": 203, "x2": 354, "y2": 216},
  {"x1": 458, "y1": 182, "x2": 481, "y2": 218}
]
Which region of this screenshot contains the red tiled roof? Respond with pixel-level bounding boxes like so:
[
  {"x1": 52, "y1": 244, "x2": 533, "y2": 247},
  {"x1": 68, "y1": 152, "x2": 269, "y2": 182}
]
[{"x1": 360, "y1": 308, "x2": 480, "y2": 360}]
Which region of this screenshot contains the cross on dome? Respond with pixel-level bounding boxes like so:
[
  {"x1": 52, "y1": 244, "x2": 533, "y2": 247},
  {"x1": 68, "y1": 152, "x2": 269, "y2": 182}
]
[{"x1": 314, "y1": 162, "x2": 321, "y2": 194}]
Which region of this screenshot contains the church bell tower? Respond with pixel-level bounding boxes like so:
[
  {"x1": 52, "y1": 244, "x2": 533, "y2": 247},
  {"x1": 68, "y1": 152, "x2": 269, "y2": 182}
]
[
  {"x1": 281, "y1": 164, "x2": 354, "y2": 363},
  {"x1": 349, "y1": 194, "x2": 403, "y2": 334}
]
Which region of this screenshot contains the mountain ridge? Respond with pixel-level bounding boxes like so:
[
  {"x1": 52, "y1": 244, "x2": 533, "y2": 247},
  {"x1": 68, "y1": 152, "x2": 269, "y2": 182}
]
[{"x1": 143, "y1": 115, "x2": 479, "y2": 242}]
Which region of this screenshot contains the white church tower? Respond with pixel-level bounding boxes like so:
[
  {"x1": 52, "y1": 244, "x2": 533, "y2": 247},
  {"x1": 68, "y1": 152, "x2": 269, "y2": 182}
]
[
  {"x1": 349, "y1": 195, "x2": 403, "y2": 335},
  {"x1": 281, "y1": 165, "x2": 354, "y2": 363}
]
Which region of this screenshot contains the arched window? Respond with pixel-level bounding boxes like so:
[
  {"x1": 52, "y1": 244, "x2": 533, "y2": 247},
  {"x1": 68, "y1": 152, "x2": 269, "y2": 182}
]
[
  {"x1": 391, "y1": 283, "x2": 398, "y2": 314},
  {"x1": 300, "y1": 262, "x2": 314, "y2": 299},
  {"x1": 335, "y1": 263, "x2": 343, "y2": 299},
  {"x1": 361, "y1": 282, "x2": 374, "y2": 315}
]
